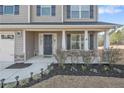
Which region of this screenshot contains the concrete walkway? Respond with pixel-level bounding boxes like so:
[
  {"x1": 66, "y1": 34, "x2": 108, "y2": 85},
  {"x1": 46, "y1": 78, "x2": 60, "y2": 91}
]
[{"x1": 0, "y1": 56, "x2": 56, "y2": 83}]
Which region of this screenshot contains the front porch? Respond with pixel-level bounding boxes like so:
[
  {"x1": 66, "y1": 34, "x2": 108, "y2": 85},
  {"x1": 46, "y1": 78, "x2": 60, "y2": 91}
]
[{"x1": 24, "y1": 29, "x2": 110, "y2": 63}]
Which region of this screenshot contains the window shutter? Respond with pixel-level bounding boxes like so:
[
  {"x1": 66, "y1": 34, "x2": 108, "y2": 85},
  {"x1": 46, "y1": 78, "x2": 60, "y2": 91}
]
[
  {"x1": 51, "y1": 5, "x2": 56, "y2": 16},
  {"x1": 14, "y1": 5, "x2": 19, "y2": 15},
  {"x1": 67, "y1": 5, "x2": 70, "y2": 19},
  {"x1": 37, "y1": 5, "x2": 41, "y2": 16},
  {"x1": 0, "y1": 5, "x2": 3, "y2": 15},
  {"x1": 90, "y1": 5, "x2": 94, "y2": 18},
  {"x1": 67, "y1": 34, "x2": 71, "y2": 50}
]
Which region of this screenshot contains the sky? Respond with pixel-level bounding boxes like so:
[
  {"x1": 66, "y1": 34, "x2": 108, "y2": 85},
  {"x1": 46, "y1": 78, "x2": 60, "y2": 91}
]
[{"x1": 98, "y1": 5, "x2": 124, "y2": 25}]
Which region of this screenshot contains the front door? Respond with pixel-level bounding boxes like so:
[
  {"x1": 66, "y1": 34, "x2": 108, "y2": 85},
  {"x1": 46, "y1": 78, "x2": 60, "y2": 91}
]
[{"x1": 43, "y1": 35, "x2": 52, "y2": 55}]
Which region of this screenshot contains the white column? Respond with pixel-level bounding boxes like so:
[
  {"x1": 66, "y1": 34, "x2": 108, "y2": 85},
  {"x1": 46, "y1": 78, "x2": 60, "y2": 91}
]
[
  {"x1": 23, "y1": 30, "x2": 26, "y2": 61},
  {"x1": 94, "y1": 32, "x2": 98, "y2": 49},
  {"x1": 28, "y1": 5, "x2": 31, "y2": 23},
  {"x1": 104, "y1": 31, "x2": 110, "y2": 49},
  {"x1": 84, "y1": 30, "x2": 89, "y2": 51},
  {"x1": 62, "y1": 30, "x2": 66, "y2": 50}
]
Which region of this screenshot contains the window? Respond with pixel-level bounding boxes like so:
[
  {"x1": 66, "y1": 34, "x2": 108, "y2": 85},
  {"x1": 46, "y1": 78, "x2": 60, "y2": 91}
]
[
  {"x1": 1, "y1": 35, "x2": 14, "y2": 39},
  {"x1": 81, "y1": 6, "x2": 90, "y2": 18},
  {"x1": 70, "y1": 5, "x2": 90, "y2": 19},
  {"x1": 4, "y1": 6, "x2": 14, "y2": 14},
  {"x1": 71, "y1": 6, "x2": 79, "y2": 18},
  {"x1": 71, "y1": 34, "x2": 84, "y2": 49},
  {"x1": 40, "y1": 5, "x2": 51, "y2": 16}
]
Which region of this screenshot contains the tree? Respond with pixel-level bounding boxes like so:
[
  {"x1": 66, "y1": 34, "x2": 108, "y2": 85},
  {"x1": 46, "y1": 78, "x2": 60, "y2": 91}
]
[{"x1": 110, "y1": 30, "x2": 124, "y2": 45}]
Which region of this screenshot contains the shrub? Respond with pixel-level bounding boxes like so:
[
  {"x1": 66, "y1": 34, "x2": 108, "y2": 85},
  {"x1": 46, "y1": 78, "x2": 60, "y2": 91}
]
[
  {"x1": 53, "y1": 49, "x2": 67, "y2": 68},
  {"x1": 103, "y1": 47, "x2": 122, "y2": 65}
]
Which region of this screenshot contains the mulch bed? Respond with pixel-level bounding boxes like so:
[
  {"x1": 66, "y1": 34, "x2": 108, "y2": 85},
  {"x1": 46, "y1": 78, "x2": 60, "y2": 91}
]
[
  {"x1": 49, "y1": 63, "x2": 124, "y2": 78},
  {"x1": 6, "y1": 63, "x2": 32, "y2": 69}
]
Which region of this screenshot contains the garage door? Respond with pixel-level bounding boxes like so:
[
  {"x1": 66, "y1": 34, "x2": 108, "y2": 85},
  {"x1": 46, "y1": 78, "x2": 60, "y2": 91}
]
[{"x1": 0, "y1": 32, "x2": 15, "y2": 62}]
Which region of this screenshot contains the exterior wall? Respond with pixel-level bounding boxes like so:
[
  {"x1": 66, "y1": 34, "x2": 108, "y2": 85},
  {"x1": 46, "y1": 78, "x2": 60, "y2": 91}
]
[
  {"x1": 34, "y1": 32, "x2": 39, "y2": 56},
  {"x1": 15, "y1": 30, "x2": 98, "y2": 61},
  {"x1": 63, "y1": 5, "x2": 98, "y2": 22},
  {"x1": 25, "y1": 31, "x2": 62, "y2": 59},
  {"x1": 0, "y1": 6, "x2": 29, "y2": 23},
  {"x1": 57, "y1": 32, "x2": 62, "y2": 50},
  {"x1": 0, "y1": 5, "x2": 98, "y2": 23},
  {"x1": 30, "y1": 5, "x2": 63, "y2": 23},
  {"x1": 15, "y1": 31, "x2": 24, "y2": 62},
  {"x1": 26, "y1": 31, "x2": 35, "y2": 59}
]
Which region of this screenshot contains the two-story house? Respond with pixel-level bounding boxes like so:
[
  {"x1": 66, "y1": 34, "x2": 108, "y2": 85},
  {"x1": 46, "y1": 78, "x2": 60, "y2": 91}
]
[{"x1": 0, "y1": 5, "x2": 118, "y2": 63}]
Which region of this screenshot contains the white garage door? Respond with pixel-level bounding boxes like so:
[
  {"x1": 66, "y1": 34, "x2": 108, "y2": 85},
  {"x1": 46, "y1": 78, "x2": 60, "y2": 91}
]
[{"x1": 0, "y1": 32, "x2": 15, "y2": 62}]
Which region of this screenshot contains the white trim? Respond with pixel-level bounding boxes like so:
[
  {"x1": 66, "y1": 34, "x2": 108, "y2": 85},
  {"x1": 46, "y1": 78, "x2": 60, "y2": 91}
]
[
  {"x1": 28, "y1": 5, "x2": 31, "y2": 23},
  {"x1": 38, "y1": 33, "x2": 43, "y2": 55},
  {"x1": 84, "y1": 30, "x2": 89, "y2": 50},
  {"x1": 61, "y1": 5, "x2": 64, "y2": 22},
  {"x1": 62, "y1": 30, "x2": 66, "y2": 50},
  {"x1": 53, "y1": 33, "x2": 57, "y2": 54},
  {"x1": 23, "y1": 30, "x2": 26, "y2": 61},
  {"x1": 0, "y1": 24, "x2": 115, "y2": 29},
  {"x1": 39, "y1": 33, "x2": 57, "y2": 56},
  {"x1": 94, "y1": 32, "x2": 98, "y2": 49}
]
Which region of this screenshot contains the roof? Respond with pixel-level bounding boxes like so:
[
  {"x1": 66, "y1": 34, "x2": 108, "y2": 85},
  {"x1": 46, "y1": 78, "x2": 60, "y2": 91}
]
[
  {"x1": 0, "y1": 21, "x2": 122, "y2": 30},
  {"x1": 0, "y1": 21, "x2": 121, "y2": 26}
]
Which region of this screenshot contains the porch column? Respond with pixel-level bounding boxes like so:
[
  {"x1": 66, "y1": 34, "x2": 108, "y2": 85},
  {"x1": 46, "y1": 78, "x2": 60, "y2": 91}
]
[
  {"x1": 62, "y1": 30, "x2": 66, "y2": 50},
  {"x1": 94, "y1": 32, "x2": 98, "y2": 49},
  {"x1": 104, "y1": 31, "x2": 110, "y2": 49},
  {"x1": 84, "y1": 30, "x2": 89, "y2": 51},
  {"x1": 23, "y1": 30, "x2": 26, "y2": 61}
]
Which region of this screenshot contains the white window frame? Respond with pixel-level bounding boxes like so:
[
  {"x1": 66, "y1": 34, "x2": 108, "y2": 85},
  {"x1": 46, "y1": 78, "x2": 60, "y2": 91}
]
[
  {"x1": 40, "y1": 5, "x2": 52, "y2": 16},
  {"x1": 71, "y1": 34, "x2": 84, "y2": 50},
  {"x1": 70, "y1": 5, "x2": 90, "y2": 19},
  {"x1": 3, "y1": 5, "x2": 15, "y2": 15}
]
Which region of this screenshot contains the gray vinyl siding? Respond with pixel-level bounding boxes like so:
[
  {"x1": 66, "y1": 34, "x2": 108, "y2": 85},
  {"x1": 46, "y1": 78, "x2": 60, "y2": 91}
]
[
  {"x1": 15, "y1": 31, "x2": 24, "y2": 62},
  {"x1": 0, "y1": 5, "x2": 29, "y2": 23},
  {"x1": 26, "y1": 31, "x2": 35, "y2": 59},
  {"x1": 57, "y1": 32, "x2": 62, "y2": 50},
  {"x1": 30, "y1": 5, "x2": 63, "y2": 23},
  {"x1": 34, "y1": 32, "x2": 39, "y2": 56},
  {"x1": 0, "y1": 5, "x2": 98, "y2": 23}
]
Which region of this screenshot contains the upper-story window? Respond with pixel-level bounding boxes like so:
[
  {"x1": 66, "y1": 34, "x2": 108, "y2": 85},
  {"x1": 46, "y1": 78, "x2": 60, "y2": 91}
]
[
  {"x1": 0, "y1": 5, "x2": 19, "y2": 15},
  {"x1": 70, "y1": 5, "x2": 90, "y2": 19},
  {"x1": 4, "y1": 6, "x2": 14, "y2": 14},
  {"x1": 37, "y1": 5, "x2": 56, "y2": 16},
  {"x1": 40, "y1": 5, "x2": 51, "y2": 16}
]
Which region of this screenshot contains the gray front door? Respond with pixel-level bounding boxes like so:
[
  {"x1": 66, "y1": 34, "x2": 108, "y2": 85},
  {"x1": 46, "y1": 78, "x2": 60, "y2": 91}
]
[{"x1": 43, "y1": 35, "x2": 52, "y2": 55}]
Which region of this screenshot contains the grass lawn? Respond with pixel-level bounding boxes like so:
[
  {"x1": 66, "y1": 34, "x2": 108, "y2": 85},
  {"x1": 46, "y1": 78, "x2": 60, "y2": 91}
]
[{"x1": 31, "y1": 75, "x2": 124, "y2": 88}]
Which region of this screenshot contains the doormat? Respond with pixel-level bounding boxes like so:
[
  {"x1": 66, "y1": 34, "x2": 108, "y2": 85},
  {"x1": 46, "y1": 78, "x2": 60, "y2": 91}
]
[
  {"x1": 43, "y1": 56, "x2": 52, "y2": 58},
  {"x1": 6, "y1": 63, "x2": 32, "y2": 69}
]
